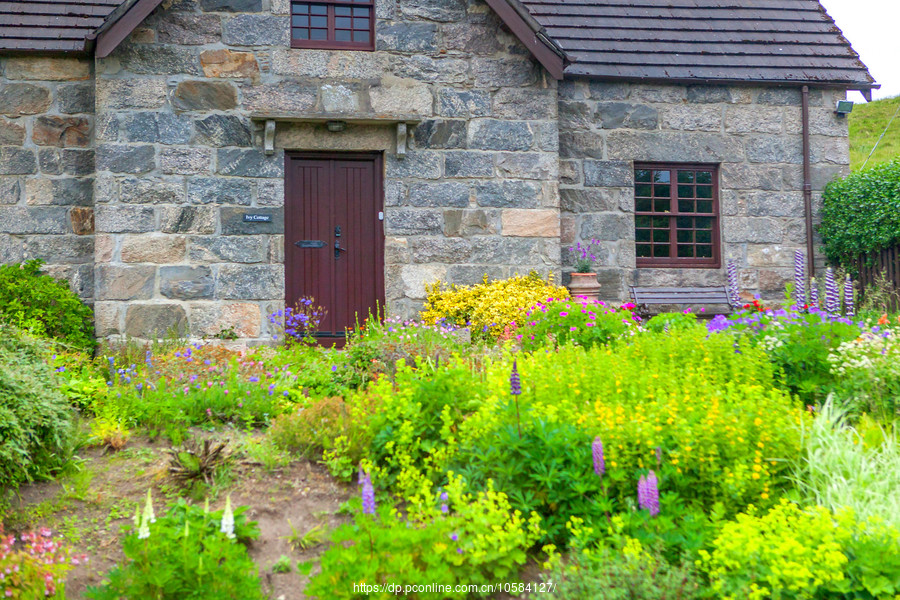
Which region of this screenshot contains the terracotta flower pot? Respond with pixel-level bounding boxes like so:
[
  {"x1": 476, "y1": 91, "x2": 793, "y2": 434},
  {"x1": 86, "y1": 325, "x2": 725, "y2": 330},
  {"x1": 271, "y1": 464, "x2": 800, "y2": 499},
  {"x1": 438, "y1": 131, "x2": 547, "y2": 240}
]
[{"x1": 568, "y1": 272, "x2": 601, "y2": 301}]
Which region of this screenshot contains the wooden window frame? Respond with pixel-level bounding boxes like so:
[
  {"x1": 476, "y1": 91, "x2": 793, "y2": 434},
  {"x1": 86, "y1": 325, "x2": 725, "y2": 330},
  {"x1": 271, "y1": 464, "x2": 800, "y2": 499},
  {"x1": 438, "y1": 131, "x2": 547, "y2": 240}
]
[
  {"x1": 290, "y1": 0, "x2": 376, "y2": 51},
  {"x1": 634, "y1": 162, "x2": 721, "y2": 269}
]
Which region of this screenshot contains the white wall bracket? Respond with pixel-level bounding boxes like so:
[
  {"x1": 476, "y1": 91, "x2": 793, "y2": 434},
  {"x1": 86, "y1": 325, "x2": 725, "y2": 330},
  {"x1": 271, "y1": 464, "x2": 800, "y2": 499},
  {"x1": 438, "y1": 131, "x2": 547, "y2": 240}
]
[
  {"x1": 396, "y1": 122, "x2": 408, "y2": 160},
  {"x1": 263, "y1": 120, "x2": 276, "y2": 156}
]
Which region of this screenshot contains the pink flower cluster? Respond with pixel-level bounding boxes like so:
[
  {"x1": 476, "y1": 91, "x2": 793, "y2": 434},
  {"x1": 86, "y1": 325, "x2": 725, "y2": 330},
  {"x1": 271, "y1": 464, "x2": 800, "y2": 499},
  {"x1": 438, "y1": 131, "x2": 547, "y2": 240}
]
[{"x1": 1, "y1": 526, "x2": 88, "y2": 598}]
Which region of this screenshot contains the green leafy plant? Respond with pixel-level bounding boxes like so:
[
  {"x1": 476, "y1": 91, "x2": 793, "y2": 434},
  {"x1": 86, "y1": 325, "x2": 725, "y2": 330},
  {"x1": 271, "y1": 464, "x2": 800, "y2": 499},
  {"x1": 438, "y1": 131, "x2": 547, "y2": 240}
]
[
  {"x1": 283, "y1": 521, "x2": 327, "y2": 551},
  {"x1": 166, "y1": 438, "x2": 231, "y2": 487},
  {"x1": 0, "y1": 260, "x2": 95, "y2": 352},
  {"x1": 517, "y1": 297, "x2": 641, "y2": 351},
  {"x1": 271, "y1": 555, "x2": 293, "y2": 574},
  {"x1": 86, "y1": 496, "x2": 265, "y2": 600},
  {"x1": 0, "y1": 324, "x2": 74, "y2": 490},
  {"x1": 0, "y1": 523, "x2": 89, "y2": 599},
  {"x1": 820, "y1": 158, "x2": 900, "y2": 269}
]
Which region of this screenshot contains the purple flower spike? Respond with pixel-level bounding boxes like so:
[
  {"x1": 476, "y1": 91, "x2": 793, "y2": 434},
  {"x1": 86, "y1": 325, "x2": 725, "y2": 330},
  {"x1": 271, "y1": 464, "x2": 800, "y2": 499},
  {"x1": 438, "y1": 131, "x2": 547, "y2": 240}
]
[
  {"x1": 638, "y1": 471, "x2": 660, "y2": 516},
  {"x1": 592, "y1": 437, "x2": 605, "y2": 477},
  {"x1": 361, "y1": 471, "x2": 376, "y2": 515},
  {"x1": 844, "y1": 275, "x2": 855, "y2": 317},
  {"x1": 793, "y1": 250, "x2": 806, "y2": 307},
  {"x1": 825, "y1": 268, "x2": 840, "y2": 315},
  {"x1": 510, "y1": 360, "x2": 521, "y2": 396},
  {"x1": 809, "y1": 277, "x2": 819, "y2": 308},
  {"x1": 726, "y1": 260, "x2": 741, "y2": 308}
]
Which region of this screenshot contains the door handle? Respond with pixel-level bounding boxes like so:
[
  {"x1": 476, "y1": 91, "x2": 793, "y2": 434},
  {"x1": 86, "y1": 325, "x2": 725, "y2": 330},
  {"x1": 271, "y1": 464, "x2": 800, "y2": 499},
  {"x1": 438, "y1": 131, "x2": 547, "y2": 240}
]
[{"x1": 335, "y1": 242, "x2": 347, "y2": 259}]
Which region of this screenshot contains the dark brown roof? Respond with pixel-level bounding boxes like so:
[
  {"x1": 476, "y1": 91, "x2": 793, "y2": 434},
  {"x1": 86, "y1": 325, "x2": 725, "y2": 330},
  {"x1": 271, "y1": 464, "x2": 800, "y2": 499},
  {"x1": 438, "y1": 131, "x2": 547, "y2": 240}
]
[
  {"x1": 0, "y1": 0, "x2": 126, "y2": 53},
  {"x1": 516, "y1": 0, "x2": 876, "y2": 90}
]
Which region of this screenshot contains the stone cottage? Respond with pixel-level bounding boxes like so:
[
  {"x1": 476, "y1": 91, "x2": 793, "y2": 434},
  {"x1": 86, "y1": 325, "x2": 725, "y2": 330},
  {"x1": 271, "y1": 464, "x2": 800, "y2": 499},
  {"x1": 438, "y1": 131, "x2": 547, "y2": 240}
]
[{"x1": 0, "y1": 0, "x2": 876, "y2": 342}]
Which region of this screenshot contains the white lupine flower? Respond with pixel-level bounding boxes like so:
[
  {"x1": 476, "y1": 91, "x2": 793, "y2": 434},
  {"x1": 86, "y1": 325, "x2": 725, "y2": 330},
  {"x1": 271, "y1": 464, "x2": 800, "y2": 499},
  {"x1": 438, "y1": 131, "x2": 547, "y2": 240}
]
[
  {"x1": 220, "y1": 495, "x2": 235, "y2": 539},
  {"x1": 138, "y1": 490, "x2": 155, "y2": 539}
]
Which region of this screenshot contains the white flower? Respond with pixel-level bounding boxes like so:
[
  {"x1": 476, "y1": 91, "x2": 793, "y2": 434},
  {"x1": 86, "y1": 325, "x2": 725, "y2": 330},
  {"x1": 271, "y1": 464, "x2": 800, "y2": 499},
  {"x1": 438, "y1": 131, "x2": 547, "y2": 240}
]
[{"x1": 220, "y1": 495, "x2": 235, "y2": 539}]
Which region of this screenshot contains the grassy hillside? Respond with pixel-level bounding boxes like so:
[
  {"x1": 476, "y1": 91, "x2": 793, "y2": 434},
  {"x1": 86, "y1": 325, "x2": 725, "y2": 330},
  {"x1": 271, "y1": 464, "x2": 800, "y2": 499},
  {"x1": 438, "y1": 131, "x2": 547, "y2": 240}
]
[{"x1": 849, "y1": 94, "x2": 900, "y2": 170}]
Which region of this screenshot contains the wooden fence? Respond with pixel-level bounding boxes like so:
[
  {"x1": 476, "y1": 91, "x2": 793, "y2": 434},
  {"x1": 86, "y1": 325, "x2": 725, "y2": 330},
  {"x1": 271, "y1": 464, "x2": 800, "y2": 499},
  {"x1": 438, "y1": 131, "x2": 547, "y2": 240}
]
[{"x1": 855, "y1": 245, "x2": 900, "y2": 312}]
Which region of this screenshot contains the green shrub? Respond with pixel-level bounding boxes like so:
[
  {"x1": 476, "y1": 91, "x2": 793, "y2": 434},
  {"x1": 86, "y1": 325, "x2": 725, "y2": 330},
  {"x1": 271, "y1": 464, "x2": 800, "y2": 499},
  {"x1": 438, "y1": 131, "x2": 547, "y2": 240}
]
[
  {"x1": 643, "y1": 311, "x2": 699, "y2": 333},
  {"x1": 517, "y1": 297, "x2": 641, "y2": 351},
  {"x1": 421, "y1": 272, "x2": 569, "y2": 340},
  {"x1": 0, "y1": 324, "x2": 74, "y2": 490},
  {"x1": 700, "y1": 499, "x2": 900, "y2": 600},
  {"x1": 0, "y1": 260, "x2": 94, "y2": 352},
  {"x1": 87, "y1": 496, "x2": 265, "y2": 600},
  {"x1": 305, "y1": 476, "x2": 542, "y2": 599},
  {"x1": 820, "y1": 159, "x2": 900, "y2": 268}
]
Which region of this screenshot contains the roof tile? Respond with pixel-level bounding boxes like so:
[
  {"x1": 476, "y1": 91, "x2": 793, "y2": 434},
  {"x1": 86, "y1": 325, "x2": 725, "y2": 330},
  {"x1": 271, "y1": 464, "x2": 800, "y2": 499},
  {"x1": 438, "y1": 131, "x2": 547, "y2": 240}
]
[{"x1": 0, "y1": 0, "x2": 126, "y2": 53}]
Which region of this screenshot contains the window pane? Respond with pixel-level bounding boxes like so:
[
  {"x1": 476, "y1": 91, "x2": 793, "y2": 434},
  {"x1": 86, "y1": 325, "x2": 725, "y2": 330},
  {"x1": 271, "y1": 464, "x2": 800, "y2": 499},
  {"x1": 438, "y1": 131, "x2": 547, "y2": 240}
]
[
  {"x1": 335, "y1": 29, "x2": 352, "y2": 41},
  {"x1": 676, "y1": 216, "x2": 693, "y2": 229},
  {"x1": 696, "y1": 171, "x2": 712, "y2": 184},
  {"x1": 353, "y1": 7, "x2": 370, "y2": 16},
  {"x1": 636, "y1": 244, "x2": 652, "y2": 258},
  {"x1": 310, "y1": 4, "x2": 327, "y2": 14},
  {"x1": 677, "y1": 230, "x2": 693, "y2": 243},
  {"x1": 696, "y1": 200, "x2": 713, "y2": 214},
  {"x1": 677, "y1": 245, "x2": 694, "y2": 258},
  {"x1": 293, "y1": 3, "x2": 309, "y2": 13},
  {"x1": 310, "y1": 28, "x2": 327, "y2": 40},
  {"x1": 354, "y1": 17, "x2": 370, "y2": 29},
  {"x1": 653, "y1": 244, "x2": 671, "y2": 258},
  {"x1": 652, "y1": 216, "x2": 669, "y2": 228},
  {"x1": 353, "y1": 30, "x2": 369, "y2": 42},
  {"x1": 653, "y1": 229, "x2": 670, "y2": 243},
  {"x1": 653, "y1": 170, "x2": 671, "y2": 183},
  {"x1": 696, "y1": 186, "x2": 713, "y2": 199},
  {"x1": 635, "y1": 169, "x2": 652, "y2": 183},
  {"x1": 311, "y1": 15, "x2": 327, "y2": 27},
  {"x1": 678, "y1": 199, "x2": 694, "y2": 213},
  {"x1": 335, "y1": 6, "x2": 351, "y2": 15},
  {"x1": 697, "y1": 245, "x2": 713, "y2": 258},
  {"x1": 292, "y1": 15, "x2": 309, "y2": 26},
  {"x1": 635, "y1": 216, "x2": 651, "y2": 228},
  {"x1": 336, "y1": 16, "x2": 352, "y2": 28},
  {"x1": 636, "y1": 229, "x2": 651, "y2": 242},
  {"x1": 695, "y1": 217, "x2": 713, "y2": 230},
  {"x1": 654, "y1": 184, "x2": 670, "y2": 198},
  {"x1": 677, "y1": 170, "x2": 694, "y2": 184},
  {"x1": 677, "y1": 185, "x2": 694, "y2": 199},
  {"x1": 636, "y1": 198, "x2": 652, "y2": 212},
  {"x1": 294, "y1": 28, "x2": 309, "y2": 39},
  {"x1": 696, "y1": 229, "x2": 712, "y2": 244},
  {"x1": 654, "y1": 198, "x2": 670, "y2": 213},
  {"x1": 635, "y1": 184, "x2": 652, "y2": 198}
]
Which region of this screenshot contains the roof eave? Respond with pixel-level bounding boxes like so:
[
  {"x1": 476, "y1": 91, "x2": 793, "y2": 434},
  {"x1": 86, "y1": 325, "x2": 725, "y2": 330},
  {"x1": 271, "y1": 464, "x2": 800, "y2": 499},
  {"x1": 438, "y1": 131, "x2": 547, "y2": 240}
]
[
  {"x1": 93, "y1": 0, "x2": 165, "y2": 59},
  {"x1": 483, "y1": 0, "x2": 567, "y2": 80},
  {"x1": 564, "y1": 71, "x2": 879, "y2": 94}
]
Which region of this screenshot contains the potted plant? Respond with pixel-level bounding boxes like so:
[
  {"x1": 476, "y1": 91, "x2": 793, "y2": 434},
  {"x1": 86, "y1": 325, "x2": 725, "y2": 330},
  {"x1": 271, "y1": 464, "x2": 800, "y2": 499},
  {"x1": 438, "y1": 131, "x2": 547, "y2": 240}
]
[{"x1": 567, "y1": 239, "x2": 602, "y2": 300}]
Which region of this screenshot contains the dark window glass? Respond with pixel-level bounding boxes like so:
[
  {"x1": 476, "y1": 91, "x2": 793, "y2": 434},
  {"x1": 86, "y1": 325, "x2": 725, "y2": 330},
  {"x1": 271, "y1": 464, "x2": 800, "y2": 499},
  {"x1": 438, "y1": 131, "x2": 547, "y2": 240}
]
[
  {"x1": 634, "y1": 164, "x2": 720, "y2": 267},
  {"x1": 291, "y1": 0, "x2": 375, "y2": 50}
]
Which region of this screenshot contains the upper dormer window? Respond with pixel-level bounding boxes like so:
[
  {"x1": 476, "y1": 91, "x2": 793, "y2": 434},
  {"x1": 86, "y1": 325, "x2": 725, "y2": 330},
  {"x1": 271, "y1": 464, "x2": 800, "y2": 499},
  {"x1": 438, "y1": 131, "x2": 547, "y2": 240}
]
[{"x1": 291, "y1": 0, "x2": 375, "y2": 51}]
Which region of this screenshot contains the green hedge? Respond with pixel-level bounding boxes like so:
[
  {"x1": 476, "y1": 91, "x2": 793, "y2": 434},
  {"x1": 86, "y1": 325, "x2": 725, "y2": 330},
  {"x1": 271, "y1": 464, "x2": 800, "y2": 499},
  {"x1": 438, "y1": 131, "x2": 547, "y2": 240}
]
[
  {"x1": 0, "y1": 260, "x2": 95, "y2": 352},
  {"x1": 819, "y1": 159, "x2": 900, "y2": 267}
]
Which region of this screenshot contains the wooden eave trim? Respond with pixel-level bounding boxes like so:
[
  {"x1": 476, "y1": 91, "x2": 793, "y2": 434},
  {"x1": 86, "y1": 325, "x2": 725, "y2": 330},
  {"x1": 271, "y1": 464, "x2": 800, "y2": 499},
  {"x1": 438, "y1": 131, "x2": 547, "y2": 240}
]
[
  {"x1": 94, "y1": 0, "x2": 164, "y2": 58},
  {"x1": 483, "y1": 0, "x2": 566, "y2": 80}
]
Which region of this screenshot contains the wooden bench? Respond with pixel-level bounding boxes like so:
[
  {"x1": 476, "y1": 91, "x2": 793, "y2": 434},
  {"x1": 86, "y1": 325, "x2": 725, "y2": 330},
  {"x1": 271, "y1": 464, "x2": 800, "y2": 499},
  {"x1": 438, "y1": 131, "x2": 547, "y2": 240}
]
[{"x1": 629, "y1": 286, "x2": 733, "y2": 318}]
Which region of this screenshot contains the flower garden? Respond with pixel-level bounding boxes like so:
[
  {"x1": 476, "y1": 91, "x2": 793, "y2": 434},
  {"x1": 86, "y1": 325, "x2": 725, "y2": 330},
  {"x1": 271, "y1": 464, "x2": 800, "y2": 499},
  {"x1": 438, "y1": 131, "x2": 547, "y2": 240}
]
[{"x1": 2, "y1": 258, "x2": 900, "y2": 599}]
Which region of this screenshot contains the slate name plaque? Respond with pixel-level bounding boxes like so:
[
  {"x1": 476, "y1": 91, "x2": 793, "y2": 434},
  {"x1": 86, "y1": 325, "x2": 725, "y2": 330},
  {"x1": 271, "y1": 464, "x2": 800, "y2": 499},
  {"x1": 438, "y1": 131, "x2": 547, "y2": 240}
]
[{"x1": 243, "y1": 214, "x2": 272, "y2": 223}]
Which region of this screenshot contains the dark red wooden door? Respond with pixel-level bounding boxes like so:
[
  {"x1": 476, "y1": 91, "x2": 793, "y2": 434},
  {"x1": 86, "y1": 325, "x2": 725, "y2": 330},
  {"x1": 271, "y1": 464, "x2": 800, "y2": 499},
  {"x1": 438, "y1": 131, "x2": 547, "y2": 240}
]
[{"x1": 285, "y1": 153, "x2": 384, "y2": 343}]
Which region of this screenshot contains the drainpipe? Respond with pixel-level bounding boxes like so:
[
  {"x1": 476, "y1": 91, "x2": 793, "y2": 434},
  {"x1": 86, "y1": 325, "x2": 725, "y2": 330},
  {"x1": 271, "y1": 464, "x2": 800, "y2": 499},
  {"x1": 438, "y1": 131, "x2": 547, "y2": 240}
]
[{"x1": 801, "y1": 85, "x2": 815, "y2": 276}]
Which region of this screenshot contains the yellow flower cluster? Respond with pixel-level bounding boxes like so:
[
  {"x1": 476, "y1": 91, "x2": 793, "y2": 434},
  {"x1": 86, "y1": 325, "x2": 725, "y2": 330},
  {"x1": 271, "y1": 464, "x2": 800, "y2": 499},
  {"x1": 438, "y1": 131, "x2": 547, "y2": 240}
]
[
  {"x1": 420, "y1": 272, "x2": 568, "y2": 339},
  {"x1": 699, "y1": 500, "x2": 852, "y2": 599}
]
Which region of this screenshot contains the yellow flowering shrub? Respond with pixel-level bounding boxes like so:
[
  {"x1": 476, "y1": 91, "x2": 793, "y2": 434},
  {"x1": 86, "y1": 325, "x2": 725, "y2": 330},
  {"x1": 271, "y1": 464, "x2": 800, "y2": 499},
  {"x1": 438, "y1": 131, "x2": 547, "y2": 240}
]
[
  {"x1": 420, "y1": 272, "x2": 568, "y2": 339},
  {"x1": 699, "y1": 500, "x2": 886, "y2": 600}
]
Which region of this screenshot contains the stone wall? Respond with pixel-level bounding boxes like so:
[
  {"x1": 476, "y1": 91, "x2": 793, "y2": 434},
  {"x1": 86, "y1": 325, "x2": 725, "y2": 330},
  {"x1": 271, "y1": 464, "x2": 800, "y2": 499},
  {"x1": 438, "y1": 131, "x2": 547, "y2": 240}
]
[
  {"x1": 0, "y1": 56, "x2": 95, "y2": 298},
  {"x1": 558, "y1": 81, "x2": 850, "y2": 302},
  {"x1": 92, "y1": 0, "x2": 560, "y2": 341}
]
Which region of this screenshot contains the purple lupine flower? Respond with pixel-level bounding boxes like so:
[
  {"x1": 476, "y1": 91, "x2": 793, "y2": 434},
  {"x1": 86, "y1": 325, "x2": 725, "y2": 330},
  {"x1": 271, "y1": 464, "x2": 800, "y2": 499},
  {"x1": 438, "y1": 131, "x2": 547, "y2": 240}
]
[
  {"x1": 793, "y1": 250, "x2": 806, "y2": 307},
  {"x1": 510, "y1": 360, "x2": 521, "y2": 396},
  {"x1": 844, "y1": 274, "x2": 855, "y2": 317},
  {"x1": 145, "y1": 350, "x2": 152, "y2": 367},
  {"x1": 361, "y1": 471, "x2": 376, "y2": 515},
  {"x1": 592, "y1": 437, "x2": 605, "y2": 477},
  {"x1": 638, "y1": 471, "x2": 660, "y2": 516},
  {"x1": 809, "y1": 277, "x2": 819, "y2": 308},
  {"x1": 726, "y1": 260, "x2": 741, "y2": 308},
  {"x1": 825, "y1": 268, "x2": 840, "y2": 314}
]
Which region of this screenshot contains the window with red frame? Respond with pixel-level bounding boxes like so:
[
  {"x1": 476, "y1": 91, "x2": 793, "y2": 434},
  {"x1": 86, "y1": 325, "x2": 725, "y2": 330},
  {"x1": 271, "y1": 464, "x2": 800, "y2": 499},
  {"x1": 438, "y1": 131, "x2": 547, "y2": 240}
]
[
  {"x1": 291, "y1": 0, "x2": 375, "y2": 50},
  {"x1": 634, "y1": 163, "x2": 721, "y2": 268}
]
